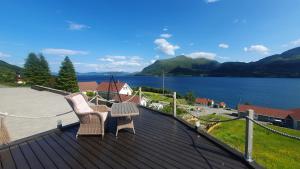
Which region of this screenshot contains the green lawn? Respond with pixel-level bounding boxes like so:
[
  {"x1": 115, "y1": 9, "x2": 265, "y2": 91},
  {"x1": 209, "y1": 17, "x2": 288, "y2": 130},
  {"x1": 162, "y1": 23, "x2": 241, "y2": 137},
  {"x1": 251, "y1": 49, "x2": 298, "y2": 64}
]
[
  {"x1": 209, "y1": 119, "x2": 300, "y2": 169},
  {"x1": 143, "y1": 91, "x2": 188, "y2": 105}
]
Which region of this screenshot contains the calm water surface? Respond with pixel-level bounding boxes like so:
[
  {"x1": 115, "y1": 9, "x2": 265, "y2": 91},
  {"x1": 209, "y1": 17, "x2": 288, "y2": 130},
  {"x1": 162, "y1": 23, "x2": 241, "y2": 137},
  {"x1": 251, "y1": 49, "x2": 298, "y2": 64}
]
[{"x1": 77, "y1": 75, "x2": 300, "y2": 109}]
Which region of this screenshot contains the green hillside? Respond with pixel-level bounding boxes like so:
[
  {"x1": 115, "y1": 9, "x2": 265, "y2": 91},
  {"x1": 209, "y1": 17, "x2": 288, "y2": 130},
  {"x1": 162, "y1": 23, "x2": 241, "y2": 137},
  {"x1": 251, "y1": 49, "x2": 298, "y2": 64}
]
[
  {"x1": 0, "y1": 60, "x2": 23, "y2": 85},
  {"x1": 139, "y1": 47, "x2": 300, "y2": 77},
  {"x1": 139, "y1": 55, "x2": 219, "y2": 76},
  {"x1": 210, "y1": 119, "x2": 300, "y2": 169}
]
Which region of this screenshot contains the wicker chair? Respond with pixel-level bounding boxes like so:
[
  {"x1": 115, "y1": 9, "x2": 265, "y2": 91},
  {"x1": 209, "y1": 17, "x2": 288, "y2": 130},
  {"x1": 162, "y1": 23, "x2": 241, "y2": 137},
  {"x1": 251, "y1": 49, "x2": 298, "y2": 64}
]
[{"x1": 65, "y1": 93, "x2": 110, "y2": 140}]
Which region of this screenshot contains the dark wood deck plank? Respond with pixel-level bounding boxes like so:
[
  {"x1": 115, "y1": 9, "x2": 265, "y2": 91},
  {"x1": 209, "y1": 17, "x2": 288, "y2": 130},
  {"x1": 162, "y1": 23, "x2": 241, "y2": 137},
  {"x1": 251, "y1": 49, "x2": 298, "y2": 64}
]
[
  {"x1": 27, "y1": 140, "x2": 57, "y2": 169},
  {"x1": 19, "y1": 142, "x2": 44, "y2": 169},
  {"x1": 35, "y1": 138, "x2": 71, "y2": 169},
  {"x1": 0, "y1": 149, "x2": 16, "y2": 169},
  {"x1": 91, "y1": 130, "x2": 178, "y2": 169},
  {"x1": 102, "y1": 133, "x2": 165, "y2": 169},
  {"x1": 49, "y1": 133, "x2": 98, "y2": 169},
  {"x1": 56, "y1": 132, "x2": 112, "y2": 169},
  {"x1": 135, "y1": 120, "x2": 247, "y2": 168},
  {"x1": 62, "y1": 131, "x2": 124, "y2": 169},
  {"x1": 88, "y1": 134, "x2": 157, "y2": 169},
  {"x1": 42, "y1": 135, "x2": 84, "y2": 169},
  {"x1": 82, "y1": 137, "x2": 140, "y2": 169},
  {"x1": 9, "y1": 145, "x2": 30, "y2": 169}
]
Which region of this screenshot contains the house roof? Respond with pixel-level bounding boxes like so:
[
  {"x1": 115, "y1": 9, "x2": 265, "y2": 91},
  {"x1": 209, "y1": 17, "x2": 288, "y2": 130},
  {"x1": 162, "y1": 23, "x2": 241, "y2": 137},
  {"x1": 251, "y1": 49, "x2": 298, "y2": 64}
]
[
  {"x1": 195, "y1": 98, "x2": 213, "y2": 104},
  {"x1": 219, "y1": 102, "x2": 226, "y2": 106},
  {"x1": 97, "y1": 81, "x2": 126, "y2": 92},
  {"x1": 78, "y1": 81, "x2": 98, "y2": 91},
  {"x1": 238, "y1": 104, "x2": 293, "y2": 119},
  {"x1": 113, "y1": 94, "x2": 140, "y2": 104},
  {"x1": 289, "y1": 108, "x2": 300, "y2": 120}
]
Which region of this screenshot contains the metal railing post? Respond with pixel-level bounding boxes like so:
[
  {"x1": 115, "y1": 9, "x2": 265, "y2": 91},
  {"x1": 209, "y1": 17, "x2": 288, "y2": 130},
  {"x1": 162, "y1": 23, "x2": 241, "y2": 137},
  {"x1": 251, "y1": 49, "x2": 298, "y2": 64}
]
[
  {"x1": 173, "y1": 92, "x2": 176, "y2": 117},
  {"x1": 245, "y1": 109, "x2": 254, "y2": 162},
  {"x1": 139, "y1": 87, "x2": 142, "y2": 105},
  {"x1": 96, "y1": 95, "x2": 99, "y2": 105}
]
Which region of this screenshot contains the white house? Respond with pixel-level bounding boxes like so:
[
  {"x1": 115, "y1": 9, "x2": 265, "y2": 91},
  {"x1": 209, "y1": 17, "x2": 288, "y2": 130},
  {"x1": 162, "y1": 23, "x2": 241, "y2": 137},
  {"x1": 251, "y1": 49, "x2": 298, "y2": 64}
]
[{"x1": 97, "y1": 81, "x2": 133, "y2": 95}]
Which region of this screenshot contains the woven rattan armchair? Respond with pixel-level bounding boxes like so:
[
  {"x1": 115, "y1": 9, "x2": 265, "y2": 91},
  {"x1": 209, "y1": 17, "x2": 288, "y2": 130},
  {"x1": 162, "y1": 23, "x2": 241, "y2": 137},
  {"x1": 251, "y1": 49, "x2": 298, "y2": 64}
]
[{"x1": 65, "y1": 93, "x2": 110, "y2": 140}]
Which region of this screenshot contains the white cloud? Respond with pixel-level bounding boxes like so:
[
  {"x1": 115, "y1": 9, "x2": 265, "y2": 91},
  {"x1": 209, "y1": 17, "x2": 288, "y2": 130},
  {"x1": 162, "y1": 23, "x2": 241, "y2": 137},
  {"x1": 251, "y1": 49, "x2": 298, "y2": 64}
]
[
  {"x1": 160, "y1": 34, "x2": 172, "y2": 38},
  {"x1": 41, "y1": 48, "x2": 89, "y2": 56},
  {"x1": 98, "y1": 55, "x2": 144, "y2": 67},
  {"x1": 187, "y1": 52, "x2": 216, "y2": 60},
  {"x1": 290, "y1": 39, "x2": 300, "y2": 46},
  {"x1": 244, "y1": 45, "x2": 269, "y2": 55},
  {"x1": 99, "y1": 55, "x2": 127, "y2": 62},
  {"x1": 150, "y1": 55, "x2": 160, "y2": 64},
  {"x1": 163, "y1": 27, "x2": 168, "y2": 31},
  {"x1": 67, "y1": 21, "x2": 90, "y2": 30},
  {"x1": 154, "y1": 38, "x2": 180, "y2": 56},
  {"x1": 206, "y1": 0, "x2": 219, "y2": 3},
  {"x1": 0, "y1": 52, "x2": 11, "y2": 58},
  {"x1": 150, "y1": 60, "x2": 156, "y2": 64},
  {"x1": 218, "y1": 43, "x2": 229, "y2": 49}
]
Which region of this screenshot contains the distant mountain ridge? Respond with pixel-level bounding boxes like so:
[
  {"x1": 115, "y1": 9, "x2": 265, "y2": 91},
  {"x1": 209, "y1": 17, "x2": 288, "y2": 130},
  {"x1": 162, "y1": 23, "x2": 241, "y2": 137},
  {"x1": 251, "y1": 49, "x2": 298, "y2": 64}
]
[
  {"x1": 76, "y1": 71, "x2": 133, "y2": 76},
  {"x1": 138, "y1": 47, "x2": 300, "y2": 77},
  {"x1": 0, "y1": 60, "x2": 23, "y2": 83}
]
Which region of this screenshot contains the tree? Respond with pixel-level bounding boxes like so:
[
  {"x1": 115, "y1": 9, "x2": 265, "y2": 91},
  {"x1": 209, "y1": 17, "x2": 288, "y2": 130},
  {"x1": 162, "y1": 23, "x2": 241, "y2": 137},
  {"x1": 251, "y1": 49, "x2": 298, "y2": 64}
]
[
  {"x1": 184, "y1": 91, "x2": 196, "y2": 105},
  {"x1": 24, "y1": 53, "x2": 52, "y2": 86},
  {"x1": 56, "y1": 56, "x2": 79, "y2": 92},
  {"x1": 39, "y1": 54, "x2": 51, "y2": 86},
  {"x1": 24, "y1": 53, "x2": 41, "y2": 85}
]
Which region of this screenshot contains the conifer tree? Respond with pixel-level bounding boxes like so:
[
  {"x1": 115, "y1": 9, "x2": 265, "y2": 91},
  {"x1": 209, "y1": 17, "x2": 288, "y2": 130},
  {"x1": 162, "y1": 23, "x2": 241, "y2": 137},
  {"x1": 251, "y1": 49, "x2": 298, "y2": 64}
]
[
  {"x1": 39, "y1": 54, "x2": 51, "y2": 86},
  {"x1": 24, "y1": 53, "x2": 41, "y2": 85},
  {"x1": 56, "y1": 56, "x2": 79, "y2": 92}
]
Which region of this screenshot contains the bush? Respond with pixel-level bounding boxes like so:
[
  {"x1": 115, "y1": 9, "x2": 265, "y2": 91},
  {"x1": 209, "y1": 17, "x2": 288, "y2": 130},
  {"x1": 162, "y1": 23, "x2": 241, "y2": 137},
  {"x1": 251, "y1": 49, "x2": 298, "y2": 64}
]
[
  {"x1": 133, "y1": 86, "x2": 183, "y2": 98},
  {"x1": 86, "y1": 91, "x2": 96, "y2": 98},
  {"x1": 161, "y1": 104, "x2": 188, "y2": 116}
]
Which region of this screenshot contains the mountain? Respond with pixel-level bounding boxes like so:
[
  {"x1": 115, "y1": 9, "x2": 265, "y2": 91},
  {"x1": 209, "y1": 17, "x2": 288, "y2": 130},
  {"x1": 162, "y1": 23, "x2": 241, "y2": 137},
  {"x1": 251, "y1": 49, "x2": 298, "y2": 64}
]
[
  {"x1": 139, "y1": 47, "x2": 300, "y2": 77},
  {"x1": 0, "y1": 60, "x2": 23, "y2": 83},
  {"x1": 140, "y1": 55, "x2": 219, "y2": 76},
  {"x1": 76, "y1": 71, "x2": 133, "y2": 76}
]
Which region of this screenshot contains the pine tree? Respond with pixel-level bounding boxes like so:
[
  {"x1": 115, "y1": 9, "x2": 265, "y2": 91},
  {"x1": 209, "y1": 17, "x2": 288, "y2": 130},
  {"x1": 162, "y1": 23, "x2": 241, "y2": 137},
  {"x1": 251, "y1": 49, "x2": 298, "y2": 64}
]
[
  {"x1": 24, "y1": 53, "x2": 41, "y2": 85},
  {"x1": 56, "y1": 56, "x2": 79, "y2": 92},
  {"x1": 39, "y1": 54, "x2": 51, "y2": 86}
]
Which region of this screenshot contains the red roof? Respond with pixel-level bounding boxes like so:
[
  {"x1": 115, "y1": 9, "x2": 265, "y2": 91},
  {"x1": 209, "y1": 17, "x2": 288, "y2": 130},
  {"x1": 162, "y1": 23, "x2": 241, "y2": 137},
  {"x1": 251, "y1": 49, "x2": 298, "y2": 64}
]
[
  {"x1": 113, "y1": 94, "x2": 140, "y2": 104},
  {"x1": 78, "y1": 81, "x2": 98, "y2": 91},
  {"x1": 219, "y1": 102, "x2": 226, "y2": 106},
  {"x1": 238, "y1": 104, "x2": 293, "y2": 119},
  {"x1": 195, "y1": 98, "x2": 213, "y2": 105},
  {"x1": 97, "y1": 81, "x2": 125, "y2": 92},
  {"x1": 289, "y1": 109, "x2": 300, "y2": 120}
]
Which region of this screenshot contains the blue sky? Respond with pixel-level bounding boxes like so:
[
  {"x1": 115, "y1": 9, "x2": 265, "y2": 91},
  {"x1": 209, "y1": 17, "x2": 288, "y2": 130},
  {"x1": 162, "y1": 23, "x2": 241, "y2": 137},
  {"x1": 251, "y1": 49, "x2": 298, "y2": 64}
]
[{"x1": 1, "y1": 0, "x2": 300, "y2": 72}]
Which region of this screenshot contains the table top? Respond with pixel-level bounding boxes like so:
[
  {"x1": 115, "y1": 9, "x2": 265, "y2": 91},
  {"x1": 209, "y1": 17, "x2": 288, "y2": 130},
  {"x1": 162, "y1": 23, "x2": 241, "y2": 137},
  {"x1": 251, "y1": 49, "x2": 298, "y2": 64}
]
[{"x1": 111, "y1": 102, "x2": 140, "y2": 117}]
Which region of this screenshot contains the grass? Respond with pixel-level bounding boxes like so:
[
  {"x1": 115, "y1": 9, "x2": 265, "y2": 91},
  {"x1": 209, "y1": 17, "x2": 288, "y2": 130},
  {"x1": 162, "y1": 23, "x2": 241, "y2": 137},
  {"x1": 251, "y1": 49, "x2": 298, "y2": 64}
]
[
  {"x1": 143, "y1": 91, "x2": 188, "y2": 105},
  {"x1": 209, "y1": 119, "x2": 300, "y2": 169}
]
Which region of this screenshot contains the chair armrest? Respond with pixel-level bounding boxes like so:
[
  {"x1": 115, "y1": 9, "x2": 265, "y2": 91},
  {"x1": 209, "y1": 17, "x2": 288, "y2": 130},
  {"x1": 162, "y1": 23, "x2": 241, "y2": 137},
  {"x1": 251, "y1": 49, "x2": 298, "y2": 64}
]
[
  {"x1": 77, "y1": 111, "x2": 106, "y2": 124},
  {"x1": 90, "y1": 112, "x2": 107, "y2": 124},
  {"x1": 91, "y1": 105, "x2": 111, "y2": 112}
]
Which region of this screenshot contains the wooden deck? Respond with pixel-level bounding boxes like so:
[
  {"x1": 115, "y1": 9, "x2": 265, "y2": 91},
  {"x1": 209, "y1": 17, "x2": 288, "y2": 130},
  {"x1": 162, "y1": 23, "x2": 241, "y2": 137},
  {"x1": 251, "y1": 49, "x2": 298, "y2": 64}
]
[{"x1": 0, "y1": 107, "x2": 252, "y2": 169}]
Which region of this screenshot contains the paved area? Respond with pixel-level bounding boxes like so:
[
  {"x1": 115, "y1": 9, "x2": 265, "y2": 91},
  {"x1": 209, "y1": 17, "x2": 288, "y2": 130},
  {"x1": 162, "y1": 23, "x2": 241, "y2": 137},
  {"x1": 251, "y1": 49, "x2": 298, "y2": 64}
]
[
  {"x1": 0, "y1": 87, "x2": 78, "y2": 142},
  {"x1": 190, "y1": 106, "x2": 238, "y2": 118}
]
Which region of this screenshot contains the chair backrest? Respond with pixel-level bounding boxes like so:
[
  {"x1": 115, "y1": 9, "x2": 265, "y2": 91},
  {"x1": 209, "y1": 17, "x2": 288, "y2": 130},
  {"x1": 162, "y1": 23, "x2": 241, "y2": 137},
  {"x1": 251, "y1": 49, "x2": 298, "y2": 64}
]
[{"x1": 65, "y1": 93, "x2": 93, "y2": 114}]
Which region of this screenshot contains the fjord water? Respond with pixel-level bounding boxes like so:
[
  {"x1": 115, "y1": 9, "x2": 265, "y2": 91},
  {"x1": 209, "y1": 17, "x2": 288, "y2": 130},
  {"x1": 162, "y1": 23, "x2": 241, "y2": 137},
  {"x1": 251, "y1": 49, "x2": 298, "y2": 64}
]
[{"x1": 77, "y1": 75, "x2": 300, "y2": 109}]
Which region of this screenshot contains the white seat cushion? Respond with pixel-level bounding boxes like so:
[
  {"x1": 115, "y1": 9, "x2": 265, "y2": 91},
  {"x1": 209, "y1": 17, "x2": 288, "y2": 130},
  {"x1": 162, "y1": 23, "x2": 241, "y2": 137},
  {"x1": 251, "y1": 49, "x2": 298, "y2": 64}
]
[{"x1": 72, "y1": 94, "x2": 93, "y2": 113}]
